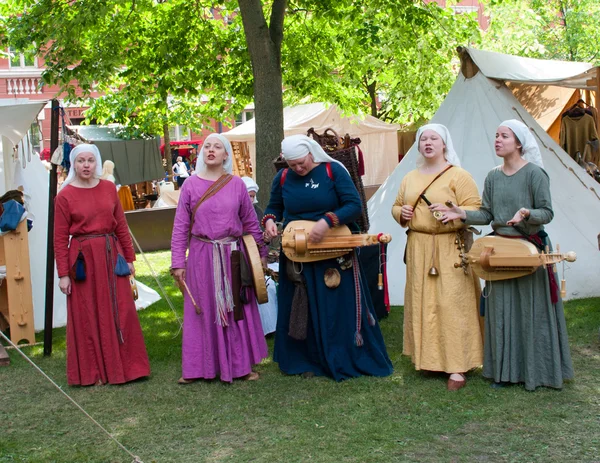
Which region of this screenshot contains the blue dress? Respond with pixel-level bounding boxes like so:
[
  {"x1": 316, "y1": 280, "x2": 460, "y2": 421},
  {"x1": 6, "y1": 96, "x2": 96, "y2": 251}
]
[{"x1": 265, "y1": 163, "x2": 393, "y2": 381}]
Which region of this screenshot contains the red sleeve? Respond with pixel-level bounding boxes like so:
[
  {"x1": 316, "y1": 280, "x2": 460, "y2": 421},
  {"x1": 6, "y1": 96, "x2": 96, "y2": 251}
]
[
  {"x1": 112, "y1": 187, "x2": 136, "y2": 262},
  {"x1": 54, "y1": 193, "x2": 72, "y2": 278}
]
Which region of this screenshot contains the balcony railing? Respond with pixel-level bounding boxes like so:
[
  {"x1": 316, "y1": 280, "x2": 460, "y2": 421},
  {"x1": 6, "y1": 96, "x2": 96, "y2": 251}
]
[{"x1": 5, "y1": 77, "x2": 43, "y2": 95}]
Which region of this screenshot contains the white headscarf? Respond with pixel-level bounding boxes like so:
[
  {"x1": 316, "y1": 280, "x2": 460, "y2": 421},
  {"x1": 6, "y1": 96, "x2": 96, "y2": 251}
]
[
  {"x1": 281, "y1": 134, "x2": 349, "y2": 173},
  {"x1": 61, "y1": 144, "x2": 103, "y2": 189},
  {"x1": 415, "y1": 123, "x2": 461, "y2": 168},
  {"x1": 499, "y1": 119, "x2": 544, "y2": 168},
  {"x1": 195, "y1": 133, "x2": 233, "y2": 174},
  {"x1": 241, "y1": 176, "x2": 259, "y2": 204}
]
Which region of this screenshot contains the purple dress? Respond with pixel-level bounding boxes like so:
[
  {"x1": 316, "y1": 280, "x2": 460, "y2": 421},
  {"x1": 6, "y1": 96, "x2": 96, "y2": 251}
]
[{"x1": 171, "y1": 175, "x2": 268, "y2": 382}]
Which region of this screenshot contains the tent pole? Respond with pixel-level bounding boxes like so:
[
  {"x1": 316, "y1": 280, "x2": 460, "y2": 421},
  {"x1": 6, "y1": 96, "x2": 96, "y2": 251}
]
[{"x1": 43, "y1": 99, "x2": 60, "y2": 356}]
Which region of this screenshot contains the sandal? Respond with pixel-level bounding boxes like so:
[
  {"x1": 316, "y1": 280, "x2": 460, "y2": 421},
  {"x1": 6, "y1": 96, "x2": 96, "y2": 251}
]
[{"x1": 447, "y1": 373, "x2": 467, "y2": 391}]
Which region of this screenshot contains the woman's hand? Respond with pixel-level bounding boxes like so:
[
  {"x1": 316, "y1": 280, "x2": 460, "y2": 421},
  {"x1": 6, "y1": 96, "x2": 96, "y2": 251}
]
[
  {"x1": 264, "y1": 219, "x2": 278, "y2": 240},
  {"x1": 261, "y1": 257, "x2": 268, "y2": 269},
  {"x1": 171, "y1": 268, "x2": 186, "y2": 287},
  {"x1": 430, "y1": 203, "x2": 467, "y2": 224},
  {"x1": 59, "y1": 276, "x2": 72, "y2": 296},
  {"x1": 309, "y1": 218, "x2": 330, "y2": 244},
  {"x1": 128, "y1": 262, "x2": 135, "y2": 277},
  {"x1": 400, "y1": 205, "x2": 414, "y2": 224},
  {"x1": 507, "y1": 208, "x2": 529, "y2": 226}
]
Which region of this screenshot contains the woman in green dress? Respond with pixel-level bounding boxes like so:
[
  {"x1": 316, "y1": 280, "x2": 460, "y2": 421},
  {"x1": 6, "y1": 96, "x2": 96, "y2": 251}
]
[{"x1": 434, "y1": 119, "x2": 574, "y2": 390}]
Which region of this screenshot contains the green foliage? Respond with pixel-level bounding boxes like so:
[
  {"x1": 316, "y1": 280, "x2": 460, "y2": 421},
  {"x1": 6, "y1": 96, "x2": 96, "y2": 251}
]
[
  {"x1": 1, "y1": 0, "x2": 481, "y2": 134},
  {"x1": 1, "y1": 0, "x2": 254, "y2": 136},
  {"x1": 482, "y1": 0, "x2": 600, "y2": 64},
  {"x1": 283, "y1": 0, "x2": 481, "y2": 125}
]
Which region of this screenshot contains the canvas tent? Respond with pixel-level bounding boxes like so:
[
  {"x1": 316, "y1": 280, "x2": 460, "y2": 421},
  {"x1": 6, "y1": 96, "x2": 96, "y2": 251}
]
[
  {"x1": 1, "y1": 104, "x2": 160, "y2": 331},
  {"x1": 0, "y1": 100, "x2": 67, "y2": 330},
  {"x1": 368, "y1": 47, "x2": 600, "y2": 305},
  {"x1": 222, "y1": 102, "x2": 400, "y2": 187},
  {"x1": 68, "y1": 125, "x2": 164, "y2": 185}
]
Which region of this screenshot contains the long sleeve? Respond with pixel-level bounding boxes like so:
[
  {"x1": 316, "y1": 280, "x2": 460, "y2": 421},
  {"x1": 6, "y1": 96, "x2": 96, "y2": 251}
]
[
  {"x1": 113, "y1": 189, "x2": 136, "y2": 262},
  {"x1": 391, "y1": 177, "x2": 407, "y2": 226},
  {"x1": 239, "y1": 186, "x2": 268, "y2": 258},
  {"x1": 264, "y1": 169, "x2": 285, "y2": 222},
  {"x1": 453, "y1": 171, "x2": 481, "y2": 211},
  {"x1": 171, "y1": 181, "x2": 192, "y2": 268},
  {"x1": 324, "y1": 163, "x2": 362, "y2": 226},
  {"x1": 465, "y1": 174, "x2": 494, "y2": 225},
  {"x1": 54, "y1": 194, "x2": 72, "y2": 278},
  {"x1": 525, "y1": 168, "x2": 553, "y2": 225}
]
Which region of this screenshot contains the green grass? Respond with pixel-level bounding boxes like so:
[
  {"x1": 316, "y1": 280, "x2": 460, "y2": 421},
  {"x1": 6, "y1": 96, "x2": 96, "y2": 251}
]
[{"x1": 1, "y1": 251, "x2": 599, "y2": 463}]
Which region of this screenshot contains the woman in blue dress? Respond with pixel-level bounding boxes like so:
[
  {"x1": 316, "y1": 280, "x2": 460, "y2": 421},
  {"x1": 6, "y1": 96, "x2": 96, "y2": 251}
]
[{"x1": 263, "y1": 134, "x2": 393, "y2": 381}]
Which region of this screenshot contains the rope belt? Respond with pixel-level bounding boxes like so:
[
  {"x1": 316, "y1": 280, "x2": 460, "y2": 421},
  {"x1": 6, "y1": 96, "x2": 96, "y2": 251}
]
[
  {"x1": 408, "y1": 229, "x2": 456, "y2": 235},
  {"x1": 408, "y1": 229, "x2": 455, "y2": 273},
  {"x1": 72, "y1": 233, "x2": 124, "y2": 344},
  {"x1": 192, "y1": 235, "x2": 238, "y2": 326}
]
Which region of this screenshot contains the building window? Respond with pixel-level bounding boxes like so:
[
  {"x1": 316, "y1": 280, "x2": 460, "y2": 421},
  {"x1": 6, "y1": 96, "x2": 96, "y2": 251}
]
[
  {"x1": 450, "y1": 6, "x2": 479, "y2": 14},
  {"x1": 235, "y1": 110, "x2": 255, "y2": 127},
  {"x1": 30, "y1": 121, "x2": 42, "y2": 151},
  {"x1": 168, "y1": 125, "x2": 191, "y2": 141},
  {"x1": 8, "y1": 48, "x2": 37, "y2": 68}
]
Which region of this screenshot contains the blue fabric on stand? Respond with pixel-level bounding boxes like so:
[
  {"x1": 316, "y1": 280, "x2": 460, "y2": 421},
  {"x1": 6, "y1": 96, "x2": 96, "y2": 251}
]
[{"x1": 0, "y1": 200, "x2": 26, "y2": 232}]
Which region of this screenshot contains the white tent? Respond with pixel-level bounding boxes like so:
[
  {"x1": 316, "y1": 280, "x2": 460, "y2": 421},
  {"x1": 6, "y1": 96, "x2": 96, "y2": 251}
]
[
  {"x1": 1, "y1": 101, "x2": 160, "y2": 331},
  {"x1": 222, "y1": 102, "x2": 400, "y2": 187},
  {"x1": 368, "y1": 47, "x2": 600, "y2": 305},
  {"x1": 0, "y1": 100, "x2": 67, "y2": 331}
]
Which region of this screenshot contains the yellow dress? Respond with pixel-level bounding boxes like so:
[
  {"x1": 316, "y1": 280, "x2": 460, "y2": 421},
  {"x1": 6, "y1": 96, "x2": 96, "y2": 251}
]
[{"x1": 392, "y1": 167, "x2": 483, "y2": 373}]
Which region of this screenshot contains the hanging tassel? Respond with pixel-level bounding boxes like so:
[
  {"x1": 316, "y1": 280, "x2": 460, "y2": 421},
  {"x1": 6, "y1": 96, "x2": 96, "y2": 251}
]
[
  {"x1": 114, "y1": 254, "x2": 131, "y2": 276},
  {"x1": 354, "y1": 331, "x2": 364, "y2": 347},
  {"x1": 367, "y1": 310, "x2": 376, "y2": 327},
  {"x1": 73, "y1": 251, "x2": 86, "y2": 281}
]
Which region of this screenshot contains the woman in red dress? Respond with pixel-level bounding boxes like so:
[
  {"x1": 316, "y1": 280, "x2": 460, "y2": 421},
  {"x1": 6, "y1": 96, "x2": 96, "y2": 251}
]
[{"x1": 54, "y1": 144, "x2": 150, "y2": 386}]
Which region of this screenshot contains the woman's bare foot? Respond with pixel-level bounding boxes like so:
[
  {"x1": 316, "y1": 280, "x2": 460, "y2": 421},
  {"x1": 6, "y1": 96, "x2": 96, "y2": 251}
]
[
  {"x1": 177, "y1": 377, "x2": 197, "y2": 385},
  {"x1": 241, "y1": 371, "x2": 260, "y2": 381}
]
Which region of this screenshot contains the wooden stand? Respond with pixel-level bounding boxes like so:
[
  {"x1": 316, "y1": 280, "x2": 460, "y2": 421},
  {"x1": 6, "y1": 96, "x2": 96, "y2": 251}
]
[{"x1": 0, "y1": 220, "x2": 35, "y2": 345}]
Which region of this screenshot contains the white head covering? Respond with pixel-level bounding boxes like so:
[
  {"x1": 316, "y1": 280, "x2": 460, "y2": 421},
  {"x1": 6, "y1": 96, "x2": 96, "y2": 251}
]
[
  {"x1": 241, "y1": 176, "x2": 259, "y2": 204},
  {"x1": 281, "y1": 134, "x2": 349, "y2": 173},
  {"x1": 415, "y1": 123, "x2": 461, "y2": 168},
  {"x1": 61, "y1": 144, "x2": 103, "y2": 189},
  {"x1": 498, "y1": 119, "x2": 544, "y2": 168},
  {"x1": 195, "y1": 133, "x2": 233, "y2": 174}
]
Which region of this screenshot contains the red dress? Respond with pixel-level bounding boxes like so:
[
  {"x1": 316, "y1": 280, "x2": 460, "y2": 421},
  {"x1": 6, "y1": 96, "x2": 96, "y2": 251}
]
[{"x1": 54, "y1": 180, "x2": 150, "y2": 386}]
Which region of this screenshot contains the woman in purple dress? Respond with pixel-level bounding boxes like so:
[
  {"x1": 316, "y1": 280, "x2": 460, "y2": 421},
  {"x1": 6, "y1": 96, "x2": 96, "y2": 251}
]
[{"x1": 171, "y1": 134, "x2": 268, "y2": 383}]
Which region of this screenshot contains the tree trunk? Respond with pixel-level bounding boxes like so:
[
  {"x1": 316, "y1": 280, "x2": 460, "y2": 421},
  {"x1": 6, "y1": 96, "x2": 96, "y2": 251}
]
[
  {"x1": 238, "y1": 0, "x2": 287, "y2": 207},
  {"x1": 366, "y1": 79, "x2": 378, "y2": 118},
  {"x1": 163, "y1": 123, "x2": 173, "y2": 182}
]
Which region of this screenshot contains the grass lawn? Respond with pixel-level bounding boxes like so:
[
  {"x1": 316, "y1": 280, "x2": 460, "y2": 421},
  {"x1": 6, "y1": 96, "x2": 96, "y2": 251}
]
[{"x1": 1, "y1": 250, "x2": 599, "y2": 463}]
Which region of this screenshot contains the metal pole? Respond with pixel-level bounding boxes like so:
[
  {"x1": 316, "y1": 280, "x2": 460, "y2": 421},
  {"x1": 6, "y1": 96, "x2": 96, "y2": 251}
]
[{"x1": 43, "y1": 99, "x2": 60, "y2": 356}]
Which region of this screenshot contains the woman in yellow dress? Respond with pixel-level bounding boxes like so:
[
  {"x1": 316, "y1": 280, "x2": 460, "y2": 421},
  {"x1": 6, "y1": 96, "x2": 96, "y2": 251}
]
[{"x1": 391, "y1": 124, "x2": 483, "y2": 391}]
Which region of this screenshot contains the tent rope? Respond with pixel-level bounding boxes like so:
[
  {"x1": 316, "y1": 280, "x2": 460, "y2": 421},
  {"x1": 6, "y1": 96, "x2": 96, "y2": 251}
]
[
  {"x1": 128, "y1": 226, "x2": 183, "y2": 334},
  {"x1": 0, "y1": 330, "x2": 145, "y2": 463}
]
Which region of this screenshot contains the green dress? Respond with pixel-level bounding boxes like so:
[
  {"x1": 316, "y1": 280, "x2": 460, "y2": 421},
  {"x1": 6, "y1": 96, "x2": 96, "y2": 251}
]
[{"x1": 465, "y1": 163, "x2": 573, "y2": 390}]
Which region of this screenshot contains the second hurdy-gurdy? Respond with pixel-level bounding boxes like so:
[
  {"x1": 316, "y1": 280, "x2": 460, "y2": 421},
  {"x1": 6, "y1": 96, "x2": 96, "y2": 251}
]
[
  {"x1": 281, "y1": 220, "x2": 392, "y2": 263},
  {"x1": 464, "y1": 236, "x2": 576, "y2": 283}
]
